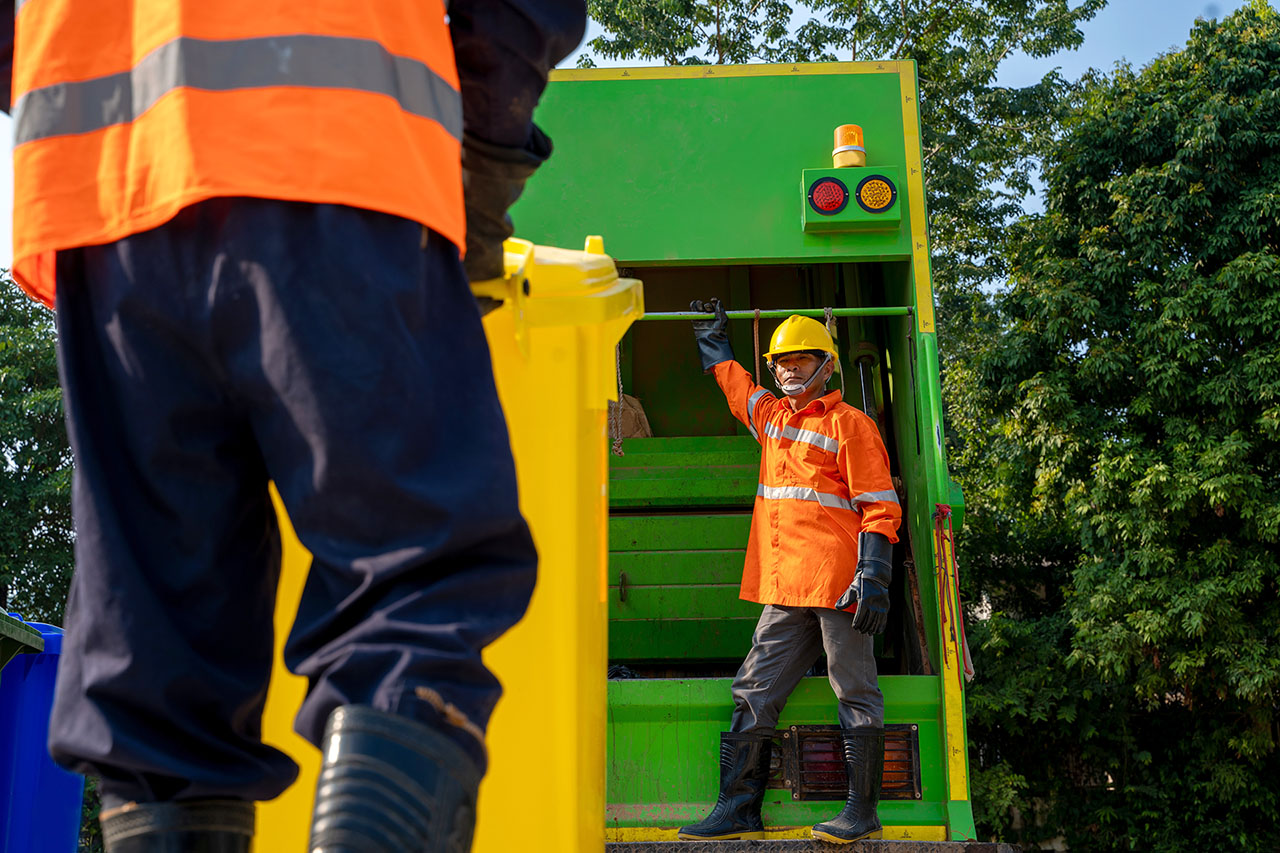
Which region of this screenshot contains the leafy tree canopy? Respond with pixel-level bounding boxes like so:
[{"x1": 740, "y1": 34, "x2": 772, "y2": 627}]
[
  {"x1": 0, "y1": 276, "x2": 72, "y2": 623},
  {"x1": 958, "y1": 3, "x2": 1280, "y2": 848}
]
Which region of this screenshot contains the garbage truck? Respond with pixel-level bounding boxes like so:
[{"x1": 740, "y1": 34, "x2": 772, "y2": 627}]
[{"x1": 511, "y1": 61, "x2": 977, "y2": 843}]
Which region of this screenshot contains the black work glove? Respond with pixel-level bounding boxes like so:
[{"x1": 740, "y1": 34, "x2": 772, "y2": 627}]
[
  {"x1": 461, "y1": 126, "x2": 553, "y2": 284},
  {"x1": 835, "y1": 531, "x2": 893, "y2": 635},
  {"x1": 690, "y1": 298, "x2": 734, "y2": 372}
]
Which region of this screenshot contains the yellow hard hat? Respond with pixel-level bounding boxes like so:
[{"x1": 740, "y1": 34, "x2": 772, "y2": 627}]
[{"x1": 763, "y1": 315, "x2": 837, "y2": 361}]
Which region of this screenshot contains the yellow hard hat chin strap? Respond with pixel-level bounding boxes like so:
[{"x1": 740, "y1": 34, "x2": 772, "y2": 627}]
[{"x1": 769, "y1": 352, "x2": 832, "y2": 397}]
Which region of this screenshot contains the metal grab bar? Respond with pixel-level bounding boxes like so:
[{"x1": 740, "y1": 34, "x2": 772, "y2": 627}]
[{"x1": 638, "y1": 307, "x2": 912, "y2": 321}]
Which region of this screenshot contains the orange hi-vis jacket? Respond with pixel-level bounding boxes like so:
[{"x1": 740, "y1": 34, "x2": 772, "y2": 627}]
[
  {"x1": 714, "y1": 360, "x2": 902, "y2": 610},
  {"x1": 10, "y1": 0, "x2": 465, "y2": 307}
]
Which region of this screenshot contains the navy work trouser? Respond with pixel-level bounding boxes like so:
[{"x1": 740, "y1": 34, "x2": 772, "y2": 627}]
[{"x1": 48, "y1": 198, "x2": 536, "y2": 808}]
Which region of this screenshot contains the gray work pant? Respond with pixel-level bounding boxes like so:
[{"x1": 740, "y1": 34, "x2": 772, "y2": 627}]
[{"x1": 730, "y1": 604, "x2": 883, "y2": 732}]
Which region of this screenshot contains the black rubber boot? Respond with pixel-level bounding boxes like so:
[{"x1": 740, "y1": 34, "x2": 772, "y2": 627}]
[
  {"x1": 677, "y1": 731, "x2": 773, "y2": 840},
  {"x1": 100, "y1": 800, "x2": 254, "y2": 852},
  {"x1": 308, "y1": 705, "x2": 482, "y2": 853},
  {"x1": 812, "y1": 727, "x2": 884, "y2": 843}
]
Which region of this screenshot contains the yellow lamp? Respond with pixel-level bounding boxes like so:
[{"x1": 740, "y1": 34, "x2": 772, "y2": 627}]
[{"x1": 832, "y1": 124, "x2": 866, "y2": 168}]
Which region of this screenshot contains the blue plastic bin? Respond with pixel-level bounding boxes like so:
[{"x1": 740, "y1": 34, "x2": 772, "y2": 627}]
[{"x1": 0, "y1": 616, "x2": 85, "y2": 853}]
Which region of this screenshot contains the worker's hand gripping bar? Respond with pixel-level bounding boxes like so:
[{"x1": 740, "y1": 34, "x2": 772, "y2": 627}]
[{"x1": 690, "y1": 298, "x2": 734, "y2": 372}]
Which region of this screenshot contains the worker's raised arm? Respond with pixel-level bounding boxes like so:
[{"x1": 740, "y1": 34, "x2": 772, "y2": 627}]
[
  {"x1": 712, "y1": 361, "x2": 779, "y2": 444},
  {"x1": 689, "y1": 298, "x2": 779, "y2": 441},
  {"x1": 448, "y1": 0, "x2": 587, "y2": 283}
]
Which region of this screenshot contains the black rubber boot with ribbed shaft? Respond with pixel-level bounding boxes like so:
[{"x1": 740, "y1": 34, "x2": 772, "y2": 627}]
[
  {"x1": 308, "y1": 705, "x2": 482, "y2": 853},
  {"x1": 677, "y1": 731, "x2": 774, "y2": 840},
  {"x1": 100, "y1": 800, "x2": 254, "y2": 852},
  {"x1": 812, "y1": 727, "x2": 885, "y2": 843}
]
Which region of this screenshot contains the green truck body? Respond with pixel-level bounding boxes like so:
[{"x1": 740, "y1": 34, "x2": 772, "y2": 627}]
[{"x1": 514, "y1": 61, "x2": 975, "y2": 842}]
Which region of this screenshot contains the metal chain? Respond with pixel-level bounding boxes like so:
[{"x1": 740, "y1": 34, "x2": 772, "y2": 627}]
[
  {"x1": 824, "y1": 306, "x2": 845, "y2": 397},
  {"x1": 611, "y1": 342, "x2": 625, "y2": 456}
]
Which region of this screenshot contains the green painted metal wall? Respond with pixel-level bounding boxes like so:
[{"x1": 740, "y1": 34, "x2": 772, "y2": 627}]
[
  {"x1": 516, "y1": 66, "x2": 915, "y2": 265},
  {"x1": 607, "y1": 677, "x2": 947, "y2": 829}
]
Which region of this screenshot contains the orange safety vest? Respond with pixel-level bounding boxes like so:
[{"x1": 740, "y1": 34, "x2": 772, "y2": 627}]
[
  {"x1": 10, "y1": 0, "x2": 465, "y2": 307},
  {"x1": 714, "y1": 360, "x2": 902, "y2": 609}
]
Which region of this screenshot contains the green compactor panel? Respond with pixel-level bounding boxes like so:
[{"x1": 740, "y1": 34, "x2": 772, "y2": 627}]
[{"x1": 513, "y1": 62, "x2": 975, "y2": 842}]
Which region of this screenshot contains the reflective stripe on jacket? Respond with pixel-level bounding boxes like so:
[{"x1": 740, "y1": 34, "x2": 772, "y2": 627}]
[
  {"x1": 11, "y1": 0, "x2": 465, "y2": 306},
  {"x1": 714, "y1": 360, "x2": 902, "y2": 609}
]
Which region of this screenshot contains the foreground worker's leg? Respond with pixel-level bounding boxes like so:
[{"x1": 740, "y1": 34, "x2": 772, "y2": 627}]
[
  {"x1": 220, "y1": 201, "x2": 535, "y2": 849},
  {"x1": 310, "y1": 706, "x2": 480, "y2": 852},
  {"x1": 811, "y1": 728, "x2": 885, "y2": 843},
  {"x1": 98, "y1": 801, "x2": 255, "y2": 853},
  {"x1": 812, "y1": 608, "x2": 885, "y2": 843},
  {"x1": 678, "y1": 606, "x2": 821, "y2": 840},
  {"x1": 48, "y1": 223, "x2": 300, "y2": 829}
]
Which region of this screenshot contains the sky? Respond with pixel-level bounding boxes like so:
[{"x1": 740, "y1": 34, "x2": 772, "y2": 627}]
[{"x1": 0, "y1": 0, "x2": 1250, "y2": 269}]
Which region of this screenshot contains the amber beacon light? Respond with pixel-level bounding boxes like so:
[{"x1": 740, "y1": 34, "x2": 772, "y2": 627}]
[{"x1": 832, "y1": 124, "x2": 866, "y2": 168}]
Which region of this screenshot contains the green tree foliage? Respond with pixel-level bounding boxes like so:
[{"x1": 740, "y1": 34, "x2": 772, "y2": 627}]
[
  {"x1": 581, "y1": 0, "x2": 1104, "y2": 353},
  {"x1": 957, "y1": 3, "x2": 1280, "y2": 848},
  {"x1": 0, "y1": 275, "x2": 72, "y2": 623}
]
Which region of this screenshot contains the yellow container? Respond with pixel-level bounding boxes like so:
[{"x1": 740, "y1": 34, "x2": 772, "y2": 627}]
[{"x1": 255, "y1": 238, "x2": 643, "y2": 852}]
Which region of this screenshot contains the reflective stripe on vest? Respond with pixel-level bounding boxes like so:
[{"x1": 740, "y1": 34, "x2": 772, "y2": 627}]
[
  {"x1": 757, "y1": 484, "x2": 900, "y2": 512},
  {"x1": 14, "y1": 35, "x2": 462, "y2": 146},
  {"x1": 852, "y1": 489, "x2": 900, "y2": 507},
  {"x1": 11, "y1": 5, "x2": 464, "y2": 308},
  {"x1": 762, "y1": 421, "x2": 839, "y2": 453},
  {"x1": 746, "y1": 389, "x2": 770, "y2": 442},
  {"x1": 757, "y1": 484, "x2": 855, "y2": 512}
]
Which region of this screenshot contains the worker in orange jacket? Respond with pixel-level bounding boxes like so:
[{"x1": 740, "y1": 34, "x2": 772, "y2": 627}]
[
  {"x1": 2, "y1": 1, "x2": 584, "y2": 851},
  {"x1": 680, "y1": 300, "x2": 902, "y2": 845}
]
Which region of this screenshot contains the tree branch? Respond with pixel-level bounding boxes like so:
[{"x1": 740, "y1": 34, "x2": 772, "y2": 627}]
[{"x1": 893, "y1": 0, "x2": 945, "y2": 58}]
